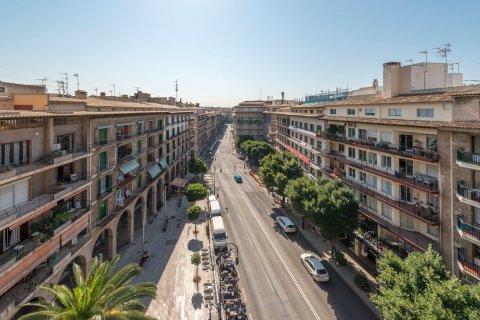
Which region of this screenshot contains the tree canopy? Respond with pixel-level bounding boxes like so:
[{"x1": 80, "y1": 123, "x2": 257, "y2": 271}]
[
  {"x1": 306, "y1": 178, "x2": 359, "y2": 243},
  {"x1": 371, "y1": 248, "x2": 480, "y2": 320},
  {"x1": 188, "y1": 157, "x2": 208, "y2": 175},
  {"x1": 240, "y1": 140, "x2": 275, "y2": 164},
  {"x1": 259, "y1": 151, "x2": 304, "y2": 197},
  {"x1": 187, "y1": 205, "x2": 202, "y2": 221},
  {"x1": 236, "y1": 135, "x2": 255, "y2": 150},
  {"x1": 18, "y1": 255, "x2": 156, "y2": 320},
  {"x1": 185, "y1": 183, "x2": 208, "y2": 202},
  {"x1": 285, "y1": 176, "x2": 318, "y2": 216}
]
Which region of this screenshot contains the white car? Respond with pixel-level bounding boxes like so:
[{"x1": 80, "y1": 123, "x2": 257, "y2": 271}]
[
  {"x1": 275, "y1": 216, "x2": 296, "y2": 233},
  {"x1": 300, "y1": 253, "x2": 329, "y2": 282}
]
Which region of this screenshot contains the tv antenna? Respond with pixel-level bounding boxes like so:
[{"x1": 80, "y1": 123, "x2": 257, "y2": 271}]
[
  {"x1": 133, "y1": 86, "x2": 141, "y2": 93},
  {"x1": 405, "y1": 59, "x2": 413, "y2": 66},
  {"x1": 174, "y1": 80, "x2": 178, "y2": 101},
  {"x1": 419, "y1": 50, "x2": 428, "y2": 89},
  {"x1": 35, "y1": 78, "x2": 47, "y2": 85},
  {"x1": 93, "y1": 87, "x2": 98, "y2": 96},
  {"x1": 73, "y1": 73, "x2": 79, "y2": 91},
  {"x1": 111, "y1": 84, "x2": 116, "y2": 97},
  {"x1": 455, "y1": 62, "x2": 460, "y2": 73},
  {"x1": 53, "y1": 80, "x2": 65, "y2": 95},
  {"x1": 109, "y1": 90, "x2": 113, "y2": 96},
  {"x1": 59, "y1": 73, "x2": 69, "y2": 95}
]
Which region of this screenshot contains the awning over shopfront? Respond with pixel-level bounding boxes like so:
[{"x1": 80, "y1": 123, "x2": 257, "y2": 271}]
[
  {"x1": 119, "y1": 160, "x2": 139, "y2": 174},
  {"x1": 96, "y1": 124, "x2": 113, "y2": 129},
  {"x1": 148, "y1": 164, "x2": 162, "y2": 179},
  {"x1": 159, "y1": 159, "x2": 169, "y2": 170},
  {"x1": 171, "y1": 177, "x2": 188, "y2": 188}
]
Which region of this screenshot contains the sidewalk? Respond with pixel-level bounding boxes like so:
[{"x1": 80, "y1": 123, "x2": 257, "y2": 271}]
[
  {"x1": 250, "y1": 172, "x2": 380, "y2": 317},
  {"x1": 116, "y1": 195, "x2": 218, "y2": 320}
]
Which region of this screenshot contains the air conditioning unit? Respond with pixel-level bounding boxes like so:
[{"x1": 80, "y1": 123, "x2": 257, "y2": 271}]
[{"x1": 52, "y1": 144, "x2": 61, "y2": 151}]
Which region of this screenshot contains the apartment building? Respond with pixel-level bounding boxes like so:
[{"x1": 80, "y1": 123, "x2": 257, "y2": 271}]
[
  {"x1": 0, "y1": 91, "x2": 194, "y2": 319},
  {"x1": 233, "y1": 100, "x2": 271, "y2": 141},
  {"x1": 271, "y1": 62, "x2": 480, "y2": 283},
  {"x1": 192, "y1": 108, "x2": 226, "y2": 158}
]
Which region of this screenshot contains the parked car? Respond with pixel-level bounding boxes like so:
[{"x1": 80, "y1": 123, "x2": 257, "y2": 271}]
[
  {"x1": 275, "y1": 216, "x2": 296, "y2": 233},
  {"x1": 237, "y1": 153, "x2": 246, "y2": 160},
  {"x1": 234, "y1": 175, "x2": 243, "y2": 183},
  {"x1": 300, "y1": 253, "x2": 329, "y2": 282}
]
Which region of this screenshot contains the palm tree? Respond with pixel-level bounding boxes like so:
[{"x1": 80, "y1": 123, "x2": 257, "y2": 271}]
[{"x1": 18, "y1": 255, "x2": 157, "y2": 320}]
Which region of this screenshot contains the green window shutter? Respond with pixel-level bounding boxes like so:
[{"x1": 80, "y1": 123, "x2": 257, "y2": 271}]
[
  {"x1": 99, "y1": 201, "x2": 107, "y2": 220},
  {"x1": 159, "y1": 133, "x2": 163, "y2": 143},
  {"x1": 167, "y1": 155, "x2": 170, "y2": 165},
  {"x1": 99, "y1": 152, "x2": 107, "y2": 171},
  {"x1": 137, "y1": 175, "x2": 142, "y2": 190},
  {"x1": 106, "y1": 175, "x2": 112, "y2": 190},
  {"x1": 137, "y1": 123, "x2": 142, "y2": 135},
  {"x1": 99, "y1": 129, "x2": 107, "y2": 145},
  {"x1": 137, "y1": 141, "x2": 142, "y2": 154}
]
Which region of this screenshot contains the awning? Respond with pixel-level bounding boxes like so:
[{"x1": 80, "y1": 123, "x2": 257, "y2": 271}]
[
  {"x1": 148, "y1": 164, "x2": 162, "y2": 179},
  {"x1": 116, "y1": 122, "x2": 133, "y2": 127},
  {"x1": 97, "y1": 124, "x2": 113, "y2": 129},
  {"x1": 171, "y1": 177, "x2": 188, "y2": 188},
  {"x1": 137, "y1": 120, "x2": 145, "y2": 124},
  {"x1": 159, "y1": 159, "x2": 169, "y2": 170},
  {"x1": 119, "y1": 160, "x2": 139, "y2": 174}
]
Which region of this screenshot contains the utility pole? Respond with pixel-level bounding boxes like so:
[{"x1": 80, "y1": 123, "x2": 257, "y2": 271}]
[
  {"x1": 419, "y1": 50, "x2": 428, "y2": 89},
  {"x1": 73, "y1": 73, "x2": 79, "y2": 91},
  {"x1": 174, "y1": 80, "x2": 178, "y2": 102},
  {"x1": 111, "y1": 84, "x2": 116, "y2": 97}
]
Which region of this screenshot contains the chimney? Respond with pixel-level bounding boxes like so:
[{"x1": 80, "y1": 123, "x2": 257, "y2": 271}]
[
  {"x1": 382, "y1": 62, "x2": 401, "y2": 98},
  {"x1": 74, "y1": 90, "x2": 87, "y2": 99},
  {"x1": 100, "y1": 92, "x2": 106, "y2": 97}
]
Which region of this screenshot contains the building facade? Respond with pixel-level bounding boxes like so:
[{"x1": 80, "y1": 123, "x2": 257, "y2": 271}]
[
  {"x1": 0, "y1": 93, "x2": 194, "y2": 319},
  {"x1": 233, "y1": 101, "x2": 270, "y2": 142}
]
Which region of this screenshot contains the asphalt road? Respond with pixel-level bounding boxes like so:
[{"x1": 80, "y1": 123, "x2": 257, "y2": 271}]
[{"x1": 212, "y1": 125, "x2": 378, "y2": 320}]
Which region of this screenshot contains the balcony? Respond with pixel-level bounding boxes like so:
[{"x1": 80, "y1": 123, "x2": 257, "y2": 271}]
[
  {"x1": 117, "y1": 151, "x2": 134, "y2": 165},
  {"x1": 325, "y1": 151, "x2": 439, "y2": 193},
  {"x1": 116, "y1": 133, "x2": 135, "y2": 142},
  {"x1": 457, "y1": 149, "x2": 480, "y2": 171},
  {"x1": 94, "y1": 137, "x2": 117, "y2": 148},
  {"x1": 321, "y1": 167, "x2": 440, "y2": 225},
  {"x1": 457, "y1": 217, "x2": 480, "y2": 246},
  {"x1": 458, "y1": 256, "x2": 480, "y2": 281},
  {"x1": 97, "y1": 185, "x2": 115, "y2": 199},
  {"x1": 456, "y1": 182, "x2": 480, "y2": 209},
  {"x1": 98, "y1": 159, "x2": 116, "y2": 174},
  {"x1": 0, "y1": 203, "x2": 91, "y2": 296},
  {"x1": 318, "y1": 131, "x2": 439, "y2": 162},
  {"x1": 288, "y1": 125, "x2": 316, "y2": 138}
]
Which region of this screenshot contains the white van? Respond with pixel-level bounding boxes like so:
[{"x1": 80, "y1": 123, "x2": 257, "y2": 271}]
[
  {"x1": 210, "y1": 200, "x2": 221, "y2": 217},
  {"x1": 212, "y1": 216, "x2": 227, "y2": 249},
  {"x1": 208, "y1": 195, "x2": 216, "y2": 203}
]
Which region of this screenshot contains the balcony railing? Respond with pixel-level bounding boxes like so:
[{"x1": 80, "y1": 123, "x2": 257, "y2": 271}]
[
  {"x1": 318, "y1": 131, "x2": 439, "y2": 161},
  {"x1": 457, "y1": 182, "x2": 480, "y2": 203},
  {"x1": 98, "y1": 185, "x2": 115, "y2": 199},
  {"x1": 116, "y1": 133, "x2": 135, "y2": 142},
  {"x1": 98, "y1": 160, "x2": 116, "y2": 173},
  {"x1": 321, "y1": 167, "x2": 440, "y2": 224},
  {"x1": 37, "y1": 145, "x2": 92, "y2": 165},
  {"x1": 95, "y1": 137, "x2": 117, "y2": 147},
  {"x1": 325, "y1": 151, "x2": 439, "y2": 192},
  {"x1": 458, "y1": 255, "x2": 480, "y2": 280},
  {"x1": 457, "y1": 216, "x2": 480, "y2": 244},
  {"x1": 117, "y1": 152, "x2": 135, "y2": 164},
  {"x1": 457, "y1": 149, "x2": 480, "y2": 166}
]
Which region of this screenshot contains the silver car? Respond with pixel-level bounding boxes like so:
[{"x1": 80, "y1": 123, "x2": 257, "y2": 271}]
[{"x1": 300, "y1": 253, "x2": 329, "y2": 282}]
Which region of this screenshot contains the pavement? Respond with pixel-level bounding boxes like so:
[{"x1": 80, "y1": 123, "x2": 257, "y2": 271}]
[{"x1": 116, "y1": 195, "x2": 218, "y2": 320}]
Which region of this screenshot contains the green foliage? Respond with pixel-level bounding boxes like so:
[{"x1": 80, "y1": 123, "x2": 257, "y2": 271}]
[
  {"x1": 354, "y1": 274, "x2": 370, "y2": 291},
  {"x1": 236, "y1": 135, "x2": 255, "y2": 150},
  {"x1": 188, "y1": 157, "x2": 208, "y2": 175},
  {"x1": 185, "y1": 183, "x2": 208, "y2": 202},
  {"x1": 307, "y1": 178, "x2": 359, "y2": 242},
  {"x1": 240, "y1": 140, "x2": 275, "y2": 164},
  {"x1": 371, "y1": 248, "x2": 480, "y2": 320},
  {"x1": 191, "y1": 252, "x2": 201, "y2": 266},
  {"x1": 335, "y1": 252, "x2": 347, "y2": 266},
  {"x1": 285, "y1": 177, "x2": 318, "y2": 216},
  {"x1": 187, "y1": 205, "x2": 202, "y2": 221},
  {"x1": 18, "y1": 255, "x2": 157, "y2": 320},
  {"x1": 259, "y1": 151, "x2": 304, "y2": 197}
]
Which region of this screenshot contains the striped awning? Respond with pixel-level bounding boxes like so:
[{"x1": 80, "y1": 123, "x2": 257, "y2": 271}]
[
  {"x1": 96, "y1": 124, "x2": 113, "y2": 129},
  {"x1": 116, "y1": 122, "x2": 133, "y2": 127},
  {"x1": 119, "y1": 160, "x2": 139, "y2": 174},
  {"x1": 159, "y1": 159, "x2": 169, "y2": 170},
  {"x1": 148, "y1": 164, "x2": 162, "y2": 179}
]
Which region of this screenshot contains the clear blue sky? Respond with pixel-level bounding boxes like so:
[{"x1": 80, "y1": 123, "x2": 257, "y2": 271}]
[{"x1": 1, "y1": 0, "x2": 479, "y2": 107}]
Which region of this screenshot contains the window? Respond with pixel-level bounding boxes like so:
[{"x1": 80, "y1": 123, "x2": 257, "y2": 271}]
[
  {"x1": 348, "y1": 167, "x2": 356, "y2": 179},
  {"x1": 0, "y1": 141, "x2": 29, "y2": 166},
  {"x1": 347, "y1": 127, "x2": 355, "y2": 138},
  {"x1": 427, "y1": 194, "x2": 439, "y2": 208},
  {"x1": 382, "y1": 180, "x2": 392, "y2": 195},
  {"x1": 359, "y1": 150, "x2": 367, "y2": 162},
  {"x1": 347, "y1": 109, "x2": 355, "y2": 115},
  {"x1": 388, "y1": 108, "x2": 402, "y2": 117},
  {"x1": 317, "y1": 141, "x2": 323, "y2": 150},
  {"x1": 427, "y1": 225, "x2": 438, "y2": 237},
  {"x1": 400, "y1": 213, "x2": 414, "y2": 229},
  {"x1": 358, "y1": 129, "x2": 366, "y2": 140},
  {"x1": 137, "y1": 175, "x2": 142, "y2": 190},
  {"x1": 369, "y1": 197, "x2": 378, "y2": 212},
  {"x1": 381, "y1": 155, "x2": 392, "y2": 169},
  {"x1": 400, "y1": 185, "x2": 412, "y2": 202},
  {"x1": 310, "y1": 124, "x2": 314, "y2": 132},
  {"x1": 368, "y1": 152, "x2": 377, "y2": 165},
  {"x1": 298, "y1": 122, "x2": 302, "y2": 129},
  {"x1": 316, "y1": 125, "x2": 322, "y2": 133},
  {"x1": 330, "y1": 109, "x2": 336, "y2": 115},
  {"x1": 367, "y1": 129, "x2": 378, "y2": 141},
  {"x1": 417, "y1": 108, "x2": 434, "y2": 117},
  {"x1": 338, "y1": 144, "x2": 345, "y2": 153},
  {"x1": 310, "y1": 138, "x2": 314, "y2": 145},
  {"x1": 360, "y1": 172, "x2": 367, "y2": 183},
  {"x1": 348, "y1": 147, "x2": 356, "y2": 158},
  {"x1": 359, "y1": 193, "x2": 367, "y2": 205},
  {"x1": 99, "y1": 152, "x2": 107, "y2": 171},
  {"x1": 56, "y1": 134, "x2": 73, "y2": 150},
  {"x1": 137, "y1": 141, "x2": 142, "y2": 154},
  {"x1": 99, "y1": 129, "x2": 108, "y2": 145},
  {"x1": 365, "y1": 108, "x2": 375, "y2": 116},
  {"x1": 382, "y1": 204, "x2": 393, "y2": 220}
]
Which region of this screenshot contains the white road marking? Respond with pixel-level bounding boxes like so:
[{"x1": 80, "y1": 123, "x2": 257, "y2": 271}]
[
  {"x1": 242, "y1": 287, "x2": 247, "y2": 302},
  {"x1": 234, "y1": 183, "x2": 323, "y2": 320}
]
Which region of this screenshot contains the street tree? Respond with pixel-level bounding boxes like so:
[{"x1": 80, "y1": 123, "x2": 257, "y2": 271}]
[
  {"x1": 285, "y1": 176, "x2": 318, "y2": 216},
  {"x1": 306, "y1": 178, "x2": 359, "y2": 248},
  {"x1": 188, "y1": 157, "x2": 208, "y2": 176},
  {"x1": 185, "y1": 183, "x2": 208, "y2": 202},
  {"x1": 259, "y1": 151, "x2": 303, "y2": 200},
  {"x1": 240, "y1": 140, "x2": 275, "y2": 164},
  {"x1": 18, "y1": 255, "x2": 156, "y2": 320},
  {"x1": 371, "y1": 248, "x2": 480, "y2": 320},
  {"x1": 191, "y1": 252, "x2": 201, "y2": 292},
  {"x1": 187, "y1": 205, "x2": 202, "y2": 237},
  {"x1": 236, "y1": 135, "x2": 255, "y2": 151}
]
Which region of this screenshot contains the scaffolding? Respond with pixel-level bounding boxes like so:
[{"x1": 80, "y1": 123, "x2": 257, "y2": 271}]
[{"x1": 304, "y1": 87, "x2": 350, "y2": 104}]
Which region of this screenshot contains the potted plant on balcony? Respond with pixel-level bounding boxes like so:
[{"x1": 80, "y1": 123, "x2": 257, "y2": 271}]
[{"x1": 0, "y1": 165, "x2": 15, "y2": 179}]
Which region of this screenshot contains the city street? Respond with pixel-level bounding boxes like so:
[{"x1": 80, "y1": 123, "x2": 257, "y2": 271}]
[{"x1": 212, "y1": 126, "x2": 379, "y2": 320}]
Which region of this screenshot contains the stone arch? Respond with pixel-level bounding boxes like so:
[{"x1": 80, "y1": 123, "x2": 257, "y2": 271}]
[
  {"x1": 156, "y1": 178, "x2": 164, "y2": 211},
  {"x1": 146, "y1": 185, "x2": 156, "y2": 216},
  {"x1": 116, "y1": 209, "x2": 133, "y2": 255},
  {"x1": 91, "y1": 227, "x2": 114, "y2": 263},
  {"x1": 133, "y1": 196, "x2": 145, "y2": 234},
  {"x1": 12, "y1": 297, "x2": 45, "y2": 319},
  {"x1": 56, "y1": 255, "x2": 87, "y2": 289}
]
